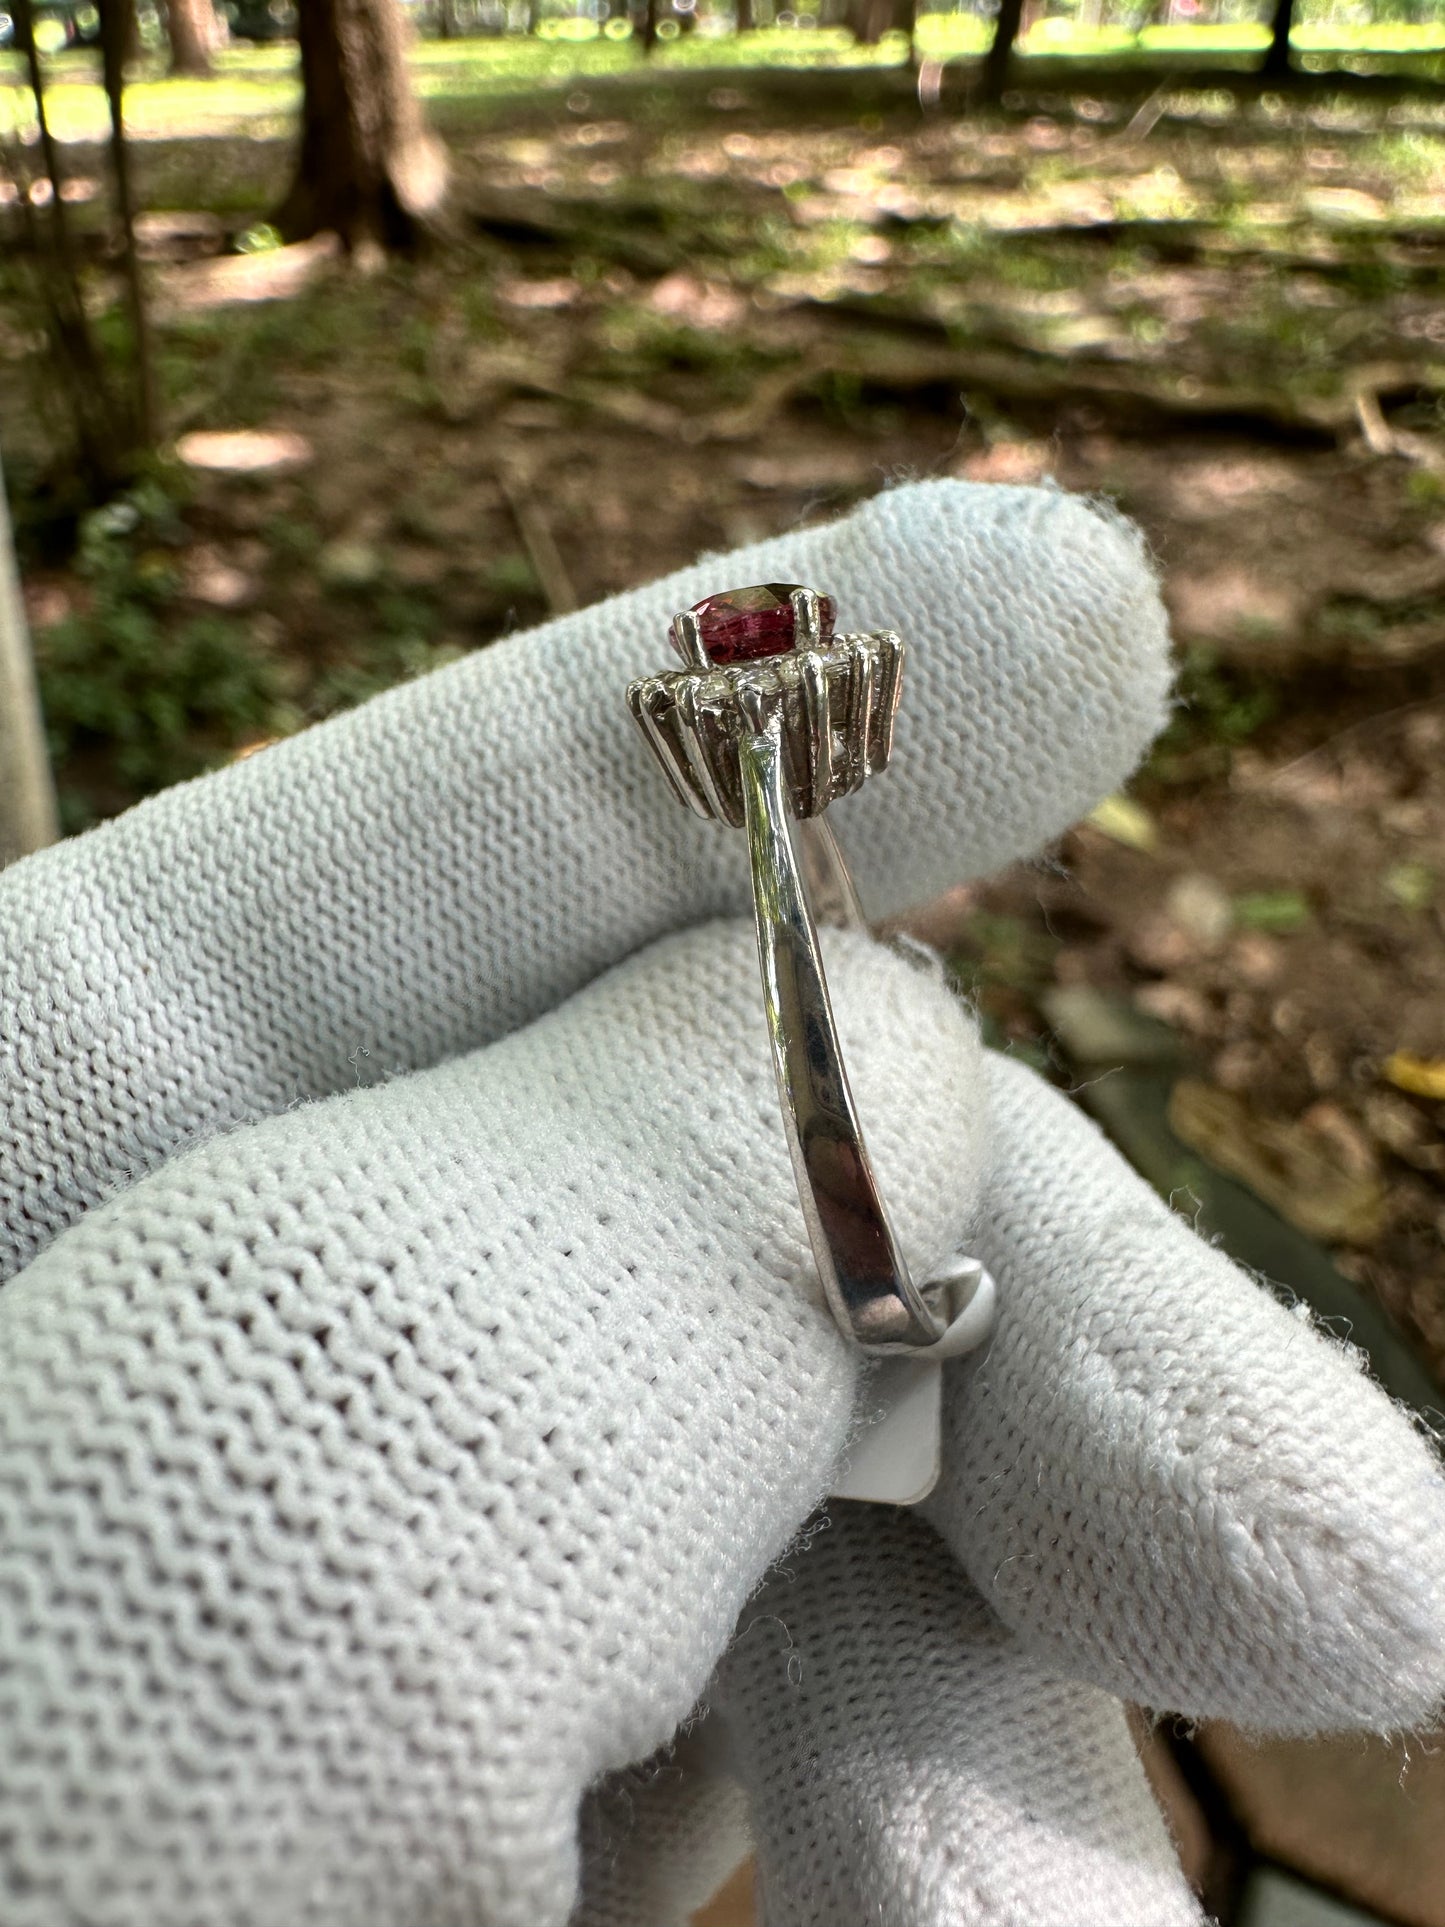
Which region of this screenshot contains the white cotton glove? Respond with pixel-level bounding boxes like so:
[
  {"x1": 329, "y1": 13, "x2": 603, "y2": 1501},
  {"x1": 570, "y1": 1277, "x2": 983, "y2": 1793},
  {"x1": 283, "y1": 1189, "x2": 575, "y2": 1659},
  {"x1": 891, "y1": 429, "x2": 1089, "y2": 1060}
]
[{"x1": 2, "y1": 482, "x2": 1443, "y2": 1927}]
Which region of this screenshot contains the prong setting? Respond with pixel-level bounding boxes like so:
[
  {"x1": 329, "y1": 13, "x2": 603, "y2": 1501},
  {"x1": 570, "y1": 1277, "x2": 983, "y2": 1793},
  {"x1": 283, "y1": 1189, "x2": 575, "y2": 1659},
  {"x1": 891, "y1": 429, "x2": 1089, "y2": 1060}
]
[
  {"x1": 669, "y1": 609, "x2": 710, "y2": 672},
  {"x1": 790, "y1": 587, "x2": 824, "y2": 649},
  {"x1": 626, "y1": 620, "x2": 904, "y2": 829}
]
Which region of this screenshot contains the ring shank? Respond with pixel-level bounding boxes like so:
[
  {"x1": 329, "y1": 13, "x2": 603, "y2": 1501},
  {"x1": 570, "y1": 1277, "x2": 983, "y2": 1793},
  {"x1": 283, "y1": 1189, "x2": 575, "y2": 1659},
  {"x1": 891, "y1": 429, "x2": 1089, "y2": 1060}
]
[{"x1": 738, "y1": 719, "x2": 951, "y2": 1354}]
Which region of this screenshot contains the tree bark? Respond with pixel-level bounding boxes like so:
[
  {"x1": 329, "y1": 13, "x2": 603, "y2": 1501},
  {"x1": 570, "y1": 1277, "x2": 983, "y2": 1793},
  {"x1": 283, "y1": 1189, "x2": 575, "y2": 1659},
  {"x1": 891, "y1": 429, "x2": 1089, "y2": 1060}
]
[
  {"x1": 1261, "y1": 0, "x2": 1295, "y2": 79},
  {"x1": 99, "y1": 0, "x2": 158, "y2": 447},
  {"x1": 981, "y1": 0, "x2": 1025, "y2": 101},
  {"x1": 735, "y1": 0, "x2": 752, "y2": 33},
  {"x1": 0, "y1": 449, "x2": 60, "y2": 867},
  {"x1": 118, "y1": 0, "x2": 144, "y2": 65},
  {"x1": 642, "y1": 0, "x2": 660, "y2": 54},
  {"x1": 166, "y1": 0, "x2": 220, "y2": 76},
  {"x1": 273, "y1": 0, "x2": 449, "y2": 251},
  {"x1": 849, "y1": 0, "x2": 894, "y2": 45},
  {"x1": 11, "y1": 0, "x2": 129, "y2": 485}
]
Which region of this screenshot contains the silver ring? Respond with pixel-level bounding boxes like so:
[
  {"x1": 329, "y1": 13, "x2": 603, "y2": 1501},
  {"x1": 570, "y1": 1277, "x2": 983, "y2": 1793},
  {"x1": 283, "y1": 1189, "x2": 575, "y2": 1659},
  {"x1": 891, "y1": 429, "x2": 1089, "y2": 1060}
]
[{"x1": 626, "y1": 583, "x2": 995, "y2": 1360}]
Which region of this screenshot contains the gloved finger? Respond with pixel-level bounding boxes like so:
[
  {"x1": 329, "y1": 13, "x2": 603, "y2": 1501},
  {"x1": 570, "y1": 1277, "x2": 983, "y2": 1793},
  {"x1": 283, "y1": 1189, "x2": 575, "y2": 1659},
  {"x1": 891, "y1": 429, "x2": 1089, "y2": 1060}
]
[
  {"x1": 1, "y1": 479, "x2": 1168, "y2": 1280},
  {"x1": 926, "y1": 1052, "x2": 1445, "y2": 1736},
  {"x1": 711, "y1": 1502, "x2": 1204, "y2": 1927},
  {"x1": 574, "y1": 1731, "x2": 750, "y2": 1927},
  {"x1": 0, "y1": 923, "x2": 988, "y2": 1927}
]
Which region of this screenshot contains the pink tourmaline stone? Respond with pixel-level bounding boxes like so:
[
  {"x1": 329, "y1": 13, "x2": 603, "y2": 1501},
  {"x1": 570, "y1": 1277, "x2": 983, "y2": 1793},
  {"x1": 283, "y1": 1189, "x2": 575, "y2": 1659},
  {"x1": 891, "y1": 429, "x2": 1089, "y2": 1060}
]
[{"x1": 684, "y1": 583, "x2": 836, "y2": 666}]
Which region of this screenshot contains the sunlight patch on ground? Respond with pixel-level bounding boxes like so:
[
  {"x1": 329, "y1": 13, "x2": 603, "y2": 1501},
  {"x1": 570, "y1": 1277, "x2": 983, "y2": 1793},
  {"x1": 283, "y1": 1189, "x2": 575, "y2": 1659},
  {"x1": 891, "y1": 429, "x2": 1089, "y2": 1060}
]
[{"x1": 175, "y1": 427, "x2": 314, "y2": 473}]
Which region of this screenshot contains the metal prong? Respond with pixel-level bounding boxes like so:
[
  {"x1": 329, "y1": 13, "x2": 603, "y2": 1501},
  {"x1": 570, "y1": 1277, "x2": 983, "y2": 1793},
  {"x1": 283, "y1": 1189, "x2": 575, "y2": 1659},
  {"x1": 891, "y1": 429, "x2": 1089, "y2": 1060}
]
[
  {"x1": 801, "y1": 650, "x2": 834, "y2": 815},
  {"x1": 676, "y1": 677, "x2": 732, "y2": 823},
  {"x1": 790, "y1": 587, "x2": 823, "y2": 649},
  {"x1": 848, "y1": 639, "x2": 875, "y2": 791},
  {"x1": 670, "y1": 609, "x2": 709, "y2": 671},
  {"x1": 867, "y1": 632, "x2": 903, "y2": 776},
  {"x1": 735, "y1": 679, "x2": 768, "y2": 738},
  {"x1": 629, "y1": 682, "x2": 711, "y2": 819}
]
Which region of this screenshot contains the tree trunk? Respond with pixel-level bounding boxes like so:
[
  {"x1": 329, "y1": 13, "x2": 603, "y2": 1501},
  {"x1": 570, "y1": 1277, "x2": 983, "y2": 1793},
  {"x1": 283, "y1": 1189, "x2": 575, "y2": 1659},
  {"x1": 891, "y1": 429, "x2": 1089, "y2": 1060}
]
[
  {"x1": 11, "y1": 0, "x2": 131, "y2": 486},
  {"x1": 642, "y1": 0, "x2": 660, "y2": 54},
  {"x1": 99, "y1": 0, "x2": 158, "y2": 447},
  {"x1": 166, "y1": 0, "x2": 220, "y2": 76},
  {"x1": 0, "y1": 448, "x2": 60, "y2": 867},
  {"x1": 273, "y1": 0, "x2": 449, "y2": 251},
  {"x1": 1261, "y1": 0, "x2": 1295, "y2": 78},
  {"x1": 849, "y1": 0, "x2": 893, "y2": 45},
  {"x1": 736, "y1": 0, "x2": 752, "y2": 32},
  {"x1": 118, "y1": 0, "x2": 144, "y2": 64},
  {"x1": 981, "y1": 0, "x2": 1025, "y2": 101}
]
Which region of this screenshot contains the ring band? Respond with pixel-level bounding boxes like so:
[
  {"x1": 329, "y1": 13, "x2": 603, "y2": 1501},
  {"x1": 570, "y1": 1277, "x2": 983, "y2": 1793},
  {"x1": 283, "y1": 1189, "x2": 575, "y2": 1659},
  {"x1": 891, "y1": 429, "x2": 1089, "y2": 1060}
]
[{"x1": 627, "y1": 584, "x2": 995, "y2": 1360}]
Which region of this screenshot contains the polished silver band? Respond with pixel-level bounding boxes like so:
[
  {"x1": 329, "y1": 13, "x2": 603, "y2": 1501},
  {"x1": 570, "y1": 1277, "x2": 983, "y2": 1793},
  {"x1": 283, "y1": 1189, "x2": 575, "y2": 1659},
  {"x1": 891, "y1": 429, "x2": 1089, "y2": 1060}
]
[
  {"x1": 626, "y1": 590, "x2": 994, "y2": 1359},
  {"x1": 739, "y1": 718, "x2": 993, "y2": 1358}
]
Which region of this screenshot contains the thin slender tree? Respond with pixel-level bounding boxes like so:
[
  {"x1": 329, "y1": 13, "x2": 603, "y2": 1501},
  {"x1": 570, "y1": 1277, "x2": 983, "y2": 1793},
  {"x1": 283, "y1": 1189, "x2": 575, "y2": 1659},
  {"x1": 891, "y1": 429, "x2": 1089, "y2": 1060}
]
[
  {"x1": 1261, "y1": 0, "x2": 1296, "y2": 79},
  {"x1": 99, "y1": 0, "x2": 158, "y2": 446},
  {"x1": 8, "y1": 0, "x2": 136, "y2": 486},
  {"x1": 981, "y1": 0, "x2": 1026, "y2": 101}
]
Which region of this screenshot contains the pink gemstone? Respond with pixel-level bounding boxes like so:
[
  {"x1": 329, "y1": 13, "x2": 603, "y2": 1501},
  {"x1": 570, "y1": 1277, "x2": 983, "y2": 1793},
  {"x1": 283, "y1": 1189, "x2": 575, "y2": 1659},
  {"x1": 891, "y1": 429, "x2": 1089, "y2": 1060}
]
[{"x1": 681, "y1": 583, "x2": 837, "y2": 666}]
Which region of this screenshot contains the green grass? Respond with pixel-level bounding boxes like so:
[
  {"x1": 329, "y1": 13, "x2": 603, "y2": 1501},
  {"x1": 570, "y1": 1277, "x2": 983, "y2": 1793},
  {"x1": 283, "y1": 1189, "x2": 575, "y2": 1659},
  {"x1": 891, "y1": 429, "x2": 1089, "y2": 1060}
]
[
  {"x1": 33, "y1": 478, "x2": 293, "y2": 826},
  {"x1": 4, "y1": 13, "x2": 1443, "y2": 147}
]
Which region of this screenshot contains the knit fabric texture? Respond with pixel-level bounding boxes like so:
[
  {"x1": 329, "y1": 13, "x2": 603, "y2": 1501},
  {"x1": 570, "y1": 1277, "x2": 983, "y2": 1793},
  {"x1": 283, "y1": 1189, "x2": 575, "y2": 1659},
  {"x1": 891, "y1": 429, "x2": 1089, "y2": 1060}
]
[
  {"x1": 0, "y1": 926, "x2": 990, "y2": 1927},
  {"x1": 4, "y1": 480, "x2": 1443, "y2": 1927},
  {"x1": 1, "y1": 481, "x2": 1169, "y2": 1280},
  {"x1": 925, "y1": 1055, "x2": 1445, "y2": 1736},
  {"x1": 575, "y1": 1733, "x2": 750, "y2": 1927},
  {"x1": 712, "y1": 1504, "x2": 1204, "y2": 1927}
]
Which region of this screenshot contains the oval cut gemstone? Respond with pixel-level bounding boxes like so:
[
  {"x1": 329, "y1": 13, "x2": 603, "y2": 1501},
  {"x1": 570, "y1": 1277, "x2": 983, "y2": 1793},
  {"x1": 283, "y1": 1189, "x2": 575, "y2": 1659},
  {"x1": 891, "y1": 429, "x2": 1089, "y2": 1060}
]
[{"x1": 684, "y1": 583, "x2": 837, "y2": 666}]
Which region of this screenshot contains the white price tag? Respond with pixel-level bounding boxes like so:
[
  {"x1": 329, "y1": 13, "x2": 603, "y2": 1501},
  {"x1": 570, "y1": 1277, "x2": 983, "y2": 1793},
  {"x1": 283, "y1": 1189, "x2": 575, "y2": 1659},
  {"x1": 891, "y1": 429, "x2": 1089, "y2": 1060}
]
[
  {"x1": 829, "y1": 1260, "x2": 997, "y2": 1507},
  {"x1": 831, "y1": 1356, "x2": 944, "y2": 1506}
]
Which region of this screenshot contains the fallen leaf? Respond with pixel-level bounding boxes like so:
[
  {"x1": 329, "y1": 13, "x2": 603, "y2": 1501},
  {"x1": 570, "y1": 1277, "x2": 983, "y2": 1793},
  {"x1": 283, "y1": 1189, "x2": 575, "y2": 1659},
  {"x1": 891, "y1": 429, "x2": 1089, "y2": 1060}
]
[
  {"x1": 1165, "y1": 872, "x2": 1233, "y2": 951},
  {"x1": 1233, "y1": 889, "x2": 1310, "y2": 933},
  {"x1": 1085, "y1": 792, "x2": 1158, "y2": 853},
  {"x1": 1168, "y1": 1079, "x2": 1386, "y2": 1245},
  {"x1": 1383, "y1": 1052, "x2": 1445, "y2": 1100},
  {"x1": 1383, "y1": 861, "x2": 1436, "y2": 911},
  {"x1": 1042, "y1": 985, "x2": 1178, "y2": 1066}
]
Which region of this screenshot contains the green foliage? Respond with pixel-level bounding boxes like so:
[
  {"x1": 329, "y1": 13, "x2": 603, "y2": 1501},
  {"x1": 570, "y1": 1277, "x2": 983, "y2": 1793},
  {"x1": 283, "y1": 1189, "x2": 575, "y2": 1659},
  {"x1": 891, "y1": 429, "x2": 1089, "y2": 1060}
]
[
  {"x1": 308, "y1": 631, "x2": 461, "y2": 717},
  {"x1": 305, "y1": 574, "x2": 463, "y2": 717},
  {"x1": 948, "y1": 911, "x2": 1062, "y2": 996},
  {"x1": 1232, "y1": 888, "x2": 1312, "y2": 932},
  {"x1": 1383, "y1": 860, "x2": 1435, "y2": 911},
  {"x1": 484, "y1": 552, "x2": 543, "y2": 600},
  {"x1": 34, "y1": 480, "x2": 292, "y2": 827},
  {"x1": 1405, "y1": 468, "x2": 1445, "y2": 509},
  {"x1": 1146, "y1": 646, "x2": 1279, "y2": 782}
]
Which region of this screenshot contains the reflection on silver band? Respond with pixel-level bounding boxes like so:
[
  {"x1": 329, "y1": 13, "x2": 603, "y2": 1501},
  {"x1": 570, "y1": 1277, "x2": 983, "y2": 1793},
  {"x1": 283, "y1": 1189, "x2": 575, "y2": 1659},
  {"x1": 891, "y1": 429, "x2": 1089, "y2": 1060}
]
[{"x1": 739, "y1": 719, "x2": 993, "y2": 1358}]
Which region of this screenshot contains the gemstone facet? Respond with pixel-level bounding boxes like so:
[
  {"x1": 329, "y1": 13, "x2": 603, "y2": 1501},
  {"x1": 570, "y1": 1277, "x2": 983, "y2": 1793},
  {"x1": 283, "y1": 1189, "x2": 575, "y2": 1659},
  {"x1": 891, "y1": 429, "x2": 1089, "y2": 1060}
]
[{"x1": 681, "y1": 583, "x2": 837, "y2": 666}]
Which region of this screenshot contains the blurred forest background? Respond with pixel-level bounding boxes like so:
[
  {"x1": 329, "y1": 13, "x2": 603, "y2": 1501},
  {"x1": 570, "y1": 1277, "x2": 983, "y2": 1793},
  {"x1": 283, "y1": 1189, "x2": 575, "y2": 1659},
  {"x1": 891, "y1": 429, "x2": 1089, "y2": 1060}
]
[{"x1": 2, "y1": 2, "x2": 1444, "y2": 1923}]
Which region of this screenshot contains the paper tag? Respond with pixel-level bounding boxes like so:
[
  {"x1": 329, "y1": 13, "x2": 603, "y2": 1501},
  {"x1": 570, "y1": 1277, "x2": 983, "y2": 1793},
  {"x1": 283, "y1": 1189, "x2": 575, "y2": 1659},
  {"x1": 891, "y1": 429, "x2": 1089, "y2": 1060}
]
[
  {"x1": 830, "y1": 1356, "x2": 943, "y2": 1506},
  {"x1": 828, "y1": 1261, "x2": 998, "y2": 1507}
]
